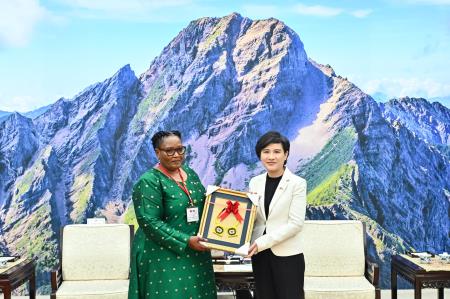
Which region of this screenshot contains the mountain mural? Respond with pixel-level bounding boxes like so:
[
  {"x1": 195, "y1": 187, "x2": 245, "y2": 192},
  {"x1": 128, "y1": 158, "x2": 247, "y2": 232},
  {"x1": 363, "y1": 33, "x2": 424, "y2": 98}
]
[
  {"x1": 430, "y1": 96, "x2": 450, "y2": 109},
  {"x1": 0, "y1": 105, "x2": 52, "y2": 124},
  {"x1": 0, "y1": 13, "x2": 449, "y2": 292}
]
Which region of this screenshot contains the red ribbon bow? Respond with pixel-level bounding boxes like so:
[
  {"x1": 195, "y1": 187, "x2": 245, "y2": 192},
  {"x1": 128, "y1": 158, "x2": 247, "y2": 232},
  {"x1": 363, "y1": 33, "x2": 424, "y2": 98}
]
[{"x1": 218, "y1": 200, "x2": 243, "y2": 223}]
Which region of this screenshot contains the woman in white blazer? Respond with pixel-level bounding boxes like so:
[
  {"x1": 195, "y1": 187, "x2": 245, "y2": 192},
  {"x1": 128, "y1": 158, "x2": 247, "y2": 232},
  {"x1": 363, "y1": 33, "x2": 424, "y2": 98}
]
[{"x1": 248, "y1": 131, "x2": 307, "y2": 299}]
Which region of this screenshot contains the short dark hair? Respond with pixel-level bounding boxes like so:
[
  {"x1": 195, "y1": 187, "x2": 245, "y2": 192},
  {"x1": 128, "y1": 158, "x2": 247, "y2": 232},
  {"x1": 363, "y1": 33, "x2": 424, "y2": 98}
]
[
  {"x1": 151, "y1": 130, "x2": 182, "y2": 150},
  {"x1": 255, "y1": 131, "x2": 290, "y2": 161}
]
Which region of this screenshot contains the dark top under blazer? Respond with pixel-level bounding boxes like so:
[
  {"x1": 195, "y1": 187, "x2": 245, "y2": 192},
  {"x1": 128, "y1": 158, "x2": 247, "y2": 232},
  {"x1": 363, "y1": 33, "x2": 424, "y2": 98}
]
[{"x1": 249, "y1": 167, "x2": 307, "y2": 256}]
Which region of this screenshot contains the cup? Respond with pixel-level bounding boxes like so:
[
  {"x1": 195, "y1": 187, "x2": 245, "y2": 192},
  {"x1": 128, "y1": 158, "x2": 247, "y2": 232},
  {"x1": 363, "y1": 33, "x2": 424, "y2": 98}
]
[{"x1": 419, "y1": 256, "x2": 431, "y2": 264}]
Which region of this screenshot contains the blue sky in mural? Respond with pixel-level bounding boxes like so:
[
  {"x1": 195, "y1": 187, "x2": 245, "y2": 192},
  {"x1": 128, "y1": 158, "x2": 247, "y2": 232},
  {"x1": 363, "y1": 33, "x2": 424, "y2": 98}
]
[{"x1": 0, "y1": 0, "x2": 449, "y2": 111}]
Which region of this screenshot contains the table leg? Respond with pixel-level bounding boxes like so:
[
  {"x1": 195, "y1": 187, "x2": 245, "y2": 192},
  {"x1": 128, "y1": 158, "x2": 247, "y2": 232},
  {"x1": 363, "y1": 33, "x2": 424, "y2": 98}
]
[
  {"x1": 29, "y1": 272, "x2": 36, "y2": 299},
  {"x1": 414, "y1": 279, "x2": 422, "y2": 299},
  {"x1": 2, "y1": 285, "x2": 12, "y2": 299},
  {"x1": 391, "y1": 265, "x2": 397, "y2": 299},
  {"x1": 438, "y1": 288, "x2": 443, "y2": 299}
]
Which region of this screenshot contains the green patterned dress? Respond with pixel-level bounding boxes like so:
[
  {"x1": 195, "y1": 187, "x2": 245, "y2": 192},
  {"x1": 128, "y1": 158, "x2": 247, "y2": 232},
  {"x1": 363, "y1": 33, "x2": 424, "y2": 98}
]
[{"x1": 128, "y1": 165, "x2": 216, "y2": 299}]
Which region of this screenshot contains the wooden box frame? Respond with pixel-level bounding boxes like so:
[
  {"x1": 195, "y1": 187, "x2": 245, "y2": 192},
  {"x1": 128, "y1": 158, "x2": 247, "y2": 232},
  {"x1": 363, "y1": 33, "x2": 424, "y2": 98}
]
[{"x1": 198, "y1": 187, "x2": 256, "y2": 253}]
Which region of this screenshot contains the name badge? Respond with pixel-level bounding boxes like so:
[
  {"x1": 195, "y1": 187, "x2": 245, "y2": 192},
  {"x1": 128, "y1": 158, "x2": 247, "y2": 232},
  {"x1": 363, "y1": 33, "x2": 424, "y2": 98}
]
[{"x1": 186, "y1": 206, "x2": 199, "y2": 222}]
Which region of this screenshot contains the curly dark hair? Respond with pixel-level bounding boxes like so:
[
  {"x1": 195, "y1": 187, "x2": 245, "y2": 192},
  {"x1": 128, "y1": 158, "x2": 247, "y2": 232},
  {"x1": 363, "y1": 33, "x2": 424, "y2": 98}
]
[{"x1": 151, "y1": 130, "x2": 182, "y2": 150}]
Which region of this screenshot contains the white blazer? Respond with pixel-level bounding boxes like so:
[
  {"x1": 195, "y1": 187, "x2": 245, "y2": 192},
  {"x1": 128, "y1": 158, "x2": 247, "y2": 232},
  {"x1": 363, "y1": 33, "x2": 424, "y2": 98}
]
[{"x1": 249, "y1": 167, "x2": 307, "y2": 256}]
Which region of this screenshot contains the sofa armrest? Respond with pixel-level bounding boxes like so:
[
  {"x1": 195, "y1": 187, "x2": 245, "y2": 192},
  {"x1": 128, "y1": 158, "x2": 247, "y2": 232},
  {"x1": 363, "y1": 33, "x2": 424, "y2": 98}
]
[
  {"x1": 51, "y1": 264, "x2": 63, "y2": 297},
  {"x1": 364, "y1": 258, "x2": 379, "y2": 286}
]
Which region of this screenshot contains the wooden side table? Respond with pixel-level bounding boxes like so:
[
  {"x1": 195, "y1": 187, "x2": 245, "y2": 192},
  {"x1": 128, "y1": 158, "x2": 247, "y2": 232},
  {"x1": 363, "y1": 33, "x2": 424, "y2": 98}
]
[
  {"x1": 391, "y1": 254, "x2": 450, "y2": 299},
  {"x1": 0, "y1": 258, "x2": 36, "y2": 299}
]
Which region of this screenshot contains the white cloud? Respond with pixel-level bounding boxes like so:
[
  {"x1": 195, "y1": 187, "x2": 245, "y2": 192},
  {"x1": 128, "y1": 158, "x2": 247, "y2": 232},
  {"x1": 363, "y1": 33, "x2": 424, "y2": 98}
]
[
  {"x1": 0, "y1": 0, "x2": 49, "y2": 47},
  {"x1": 361, "y1": 78, "x2": 450, "y2": 99},
  {"x1": 395, "y1": 0, "x2": 450, "y2": 5},
  {"x1": 292, "y1": 3, "x2": 371, "y2": 18},
  {"x1": 57, "y1": 0, "x2": 193, "y2": 21},
  {"x1": 350, "y1": 9, "x2": 373, "y2": 18},
  {"x1": 293, "y1": 3, "x2": 343, "y2": 17},
  {"x1": 0, "y1": 94, "x2": 51, "y2": 112},
  {"x1": 60, "y1": 0, "x2": 190, "y2": 11}
]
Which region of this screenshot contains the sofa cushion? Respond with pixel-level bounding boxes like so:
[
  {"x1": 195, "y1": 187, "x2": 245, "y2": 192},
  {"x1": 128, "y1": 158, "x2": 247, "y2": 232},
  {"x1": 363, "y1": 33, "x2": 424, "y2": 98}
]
[
  {"x1": 62, "y1": 224, "x2": 130, "y2": 281},
  {"x1": 304, "y1": 276, "x2": 375, "y2": 299},
  {"x1": 55, "y1": 279, "x2": 129, "y2": 299},
  {"x1": 301, "y1": 220, "x2": 365, "y2": 276}
]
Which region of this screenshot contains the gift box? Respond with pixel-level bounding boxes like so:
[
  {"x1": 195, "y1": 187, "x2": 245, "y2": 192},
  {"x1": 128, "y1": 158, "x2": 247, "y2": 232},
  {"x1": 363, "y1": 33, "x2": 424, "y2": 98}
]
[{"x1": 198, "y1": 186, "x2": 257, "y2": 255}]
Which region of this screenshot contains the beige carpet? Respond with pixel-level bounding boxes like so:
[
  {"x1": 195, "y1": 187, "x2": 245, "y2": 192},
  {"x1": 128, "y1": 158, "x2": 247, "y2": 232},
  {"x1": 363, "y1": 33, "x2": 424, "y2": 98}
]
[
  {"x1": 216, "y1": 289, "x2": 448, "y2": 298},
  {"x1": 218, "y1": 289, "x2": 450, "y2": 298},
  {"x1": 3, "y1": 289, "x2": 449, "y2": 298}
]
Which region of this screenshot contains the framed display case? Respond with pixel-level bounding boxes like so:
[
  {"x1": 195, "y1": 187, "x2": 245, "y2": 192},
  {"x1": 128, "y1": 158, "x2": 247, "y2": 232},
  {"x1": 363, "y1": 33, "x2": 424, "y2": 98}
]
[{"x1": 198, "y1": 187, "x2": 257, "y2": 254}]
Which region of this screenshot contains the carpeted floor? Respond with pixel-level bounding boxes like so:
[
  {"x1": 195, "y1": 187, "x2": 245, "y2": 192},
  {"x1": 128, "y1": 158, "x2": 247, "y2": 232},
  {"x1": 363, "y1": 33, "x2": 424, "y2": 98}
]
[{"x1": 2, "y1": 289, "x2": 449, "y2": 298}]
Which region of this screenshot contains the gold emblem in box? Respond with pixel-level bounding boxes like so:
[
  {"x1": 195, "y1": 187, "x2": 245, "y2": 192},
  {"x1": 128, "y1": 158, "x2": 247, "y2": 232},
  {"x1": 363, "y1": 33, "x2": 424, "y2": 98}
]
[{"x1": 198, "y1": 187, "x2": 257, "y2": 254}]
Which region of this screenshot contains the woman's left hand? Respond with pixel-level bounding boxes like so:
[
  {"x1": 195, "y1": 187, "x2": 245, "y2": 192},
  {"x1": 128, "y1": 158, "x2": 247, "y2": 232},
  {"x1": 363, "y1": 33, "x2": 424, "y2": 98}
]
[
  {"x1": 188, "y1": 236, "x2": 210, "y2": 251},
  {"x1": 247, "y1": 243, "x2": 258, "y2": 257}
]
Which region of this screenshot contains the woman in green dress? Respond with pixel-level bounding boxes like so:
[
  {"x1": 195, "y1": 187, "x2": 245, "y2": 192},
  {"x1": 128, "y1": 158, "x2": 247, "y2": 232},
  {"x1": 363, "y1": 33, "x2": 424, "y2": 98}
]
[{"x1": 128, "y1": 130, "x2": 216, "y2": 299}]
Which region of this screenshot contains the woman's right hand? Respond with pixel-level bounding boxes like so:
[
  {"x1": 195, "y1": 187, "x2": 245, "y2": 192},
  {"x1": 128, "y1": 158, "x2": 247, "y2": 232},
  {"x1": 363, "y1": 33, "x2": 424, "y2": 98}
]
[
  {"x1": 247, "y1": 242, "x2": 258, "y2": 257},
  {"x1": 188, "y1": 236, "x2": 210, "y2": 251}
]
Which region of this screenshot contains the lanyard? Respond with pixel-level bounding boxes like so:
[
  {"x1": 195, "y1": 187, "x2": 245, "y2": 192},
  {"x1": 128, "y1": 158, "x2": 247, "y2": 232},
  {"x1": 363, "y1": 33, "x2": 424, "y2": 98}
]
[{"x1": 157, "y1": 164, "x2": 194, "y2": 206}]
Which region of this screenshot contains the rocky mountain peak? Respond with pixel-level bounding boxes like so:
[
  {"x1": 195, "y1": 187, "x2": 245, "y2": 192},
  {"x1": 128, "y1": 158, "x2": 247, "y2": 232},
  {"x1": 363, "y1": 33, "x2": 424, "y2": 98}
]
[
  {"x1": 382, "y1": 96, "x2": 450, "y2": 146},
  {"x1": 107, "y1": 64, "x2": 137, "y2": 90},
  {"x1": 311, "y1": 60, "x2": 336, "y2": 77},
  {"x1": 1, "y1": 112, "x2": 32, "y2": 128},
  {"x1": 0, "y1": 112, "x2": 37, "y2": 151},
  {"x1": 0, "y1": 112, "x2": 39, "y2": 207}
]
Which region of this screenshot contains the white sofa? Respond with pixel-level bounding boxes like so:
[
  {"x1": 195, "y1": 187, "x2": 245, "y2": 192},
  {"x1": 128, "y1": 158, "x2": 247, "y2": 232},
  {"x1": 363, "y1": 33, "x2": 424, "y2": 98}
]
[
  {"x1": 51, "y1": 224, "x2": 134, "y2": 299},
  {"x1": 301, "y1": 220, "x2": 380, "y2": 299}
]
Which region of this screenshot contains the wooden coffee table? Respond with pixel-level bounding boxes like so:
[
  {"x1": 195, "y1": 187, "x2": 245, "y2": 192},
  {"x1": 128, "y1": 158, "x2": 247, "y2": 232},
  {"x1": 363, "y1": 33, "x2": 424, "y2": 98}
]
[
  {"x1": 0, "y1": 258, "x2": 36, "y2": 299},
  {"x1": 391, "y1": 254, "x2": 450, "y2": 299}
]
